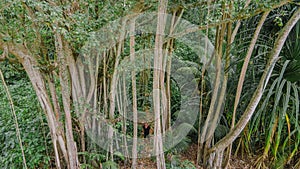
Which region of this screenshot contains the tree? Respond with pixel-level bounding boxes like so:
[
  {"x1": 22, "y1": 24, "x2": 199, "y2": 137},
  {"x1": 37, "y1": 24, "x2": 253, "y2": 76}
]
[
  {"x1": 153, "y1": 0, "x2": 168, "y2": 168},
  {"x1": 1, "y1": 1, "x2": 299, "y2": 168}
]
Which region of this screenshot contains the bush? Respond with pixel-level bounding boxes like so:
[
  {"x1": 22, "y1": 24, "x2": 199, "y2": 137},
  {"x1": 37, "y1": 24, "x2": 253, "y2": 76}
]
[{"x1": 0, "y1": 63, "x2": 52, "y2": 168}]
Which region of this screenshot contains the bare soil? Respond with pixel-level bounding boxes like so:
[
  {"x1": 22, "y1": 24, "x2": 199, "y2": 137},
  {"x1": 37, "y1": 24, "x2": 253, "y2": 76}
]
[{"x1": 119, "y1": 144, "x2": 256, "y2": 169}]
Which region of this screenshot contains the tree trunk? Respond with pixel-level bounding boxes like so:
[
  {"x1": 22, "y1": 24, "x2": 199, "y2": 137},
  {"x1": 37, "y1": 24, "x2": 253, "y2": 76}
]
[
  {"x1": 55, "y1": 32, "x2": 80, "y2": 169},
  {"x1": 19, "y1": 49, "x2": 69, "y2": 168},
  {"x1": 199, "y1": 5, "x2": 227, "y2": 167},
  {"x1": 108, "y1": 17, "x2": 127, "y2": 161},
  {"x1": 130, "y1": 18, "x2": 138, "y2": 168},
  {"x1": 153, "y1": 0, "x2": 168, "y2": 168}
]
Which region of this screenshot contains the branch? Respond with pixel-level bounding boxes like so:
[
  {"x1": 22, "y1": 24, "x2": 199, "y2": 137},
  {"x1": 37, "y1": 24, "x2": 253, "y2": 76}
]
[
  {"x1": 231, "y1": 11, "x2": 270, "y2": 129},
  {"x1": 170, "y1": 0, "x2": 291, "y2": 40},
  {"x1": 0, "y1": 39, "x2": 29, "y2": 64},
  {"x1": 0, "y1": 43, "x2": 20, "y2": 64}
]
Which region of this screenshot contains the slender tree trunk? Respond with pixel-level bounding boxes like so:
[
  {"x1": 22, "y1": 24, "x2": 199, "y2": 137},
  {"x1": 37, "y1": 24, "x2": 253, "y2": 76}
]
[
  {"x1": 165, "y1": 39, "x2": 173, "y2": 130},
  {"x1": 122, "y1": 73, "x2": 129, "y2": 159},
  {"x1": 130, "y1": 18, "x2": 138, "y2": 168},
  {"x1": 55, "y1": 32, "x2": 80, "y2": 169},
  {"x1": 103, "y1": 51, "x2": 108, "y2": 117},
  {"x1": 108, "y1": 18, "x2": 127, "y2": 161},
  {"x1": 47, "y1": 75, "x2": 61, "y2": 120},
  {"x1": 164, "y1": 9, "x2": 182, "y2": 131},
  {"x1": 204, "y1": 3, "x2": 227, "y2": 142},
  {"x1": 153, "y1": 0, "x2": 168, "y2": 168},
  {"x1": 197, "y1": 1, "x2": 212, "y2": 164},
  {"x1": 199, "y1": 6, "x2": 227, "y2": 166}
]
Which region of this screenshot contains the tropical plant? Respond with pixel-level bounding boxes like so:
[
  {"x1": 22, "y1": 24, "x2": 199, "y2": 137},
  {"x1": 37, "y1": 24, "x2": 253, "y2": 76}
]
[
  {"x1": 228, "y1": 5, "x2": 300, "y2": 168},
  {"x1": 0, "y1": 0, "x2": 299, "y2": 169}
]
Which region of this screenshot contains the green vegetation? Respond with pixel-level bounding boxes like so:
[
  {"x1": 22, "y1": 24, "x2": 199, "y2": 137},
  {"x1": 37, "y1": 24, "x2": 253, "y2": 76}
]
[
  {"x1": 0, "y1": 63, "x2": 51, "y2": 168},
  {"x1": 0, "y1": 0, "x2": 299, "y2": 169}
]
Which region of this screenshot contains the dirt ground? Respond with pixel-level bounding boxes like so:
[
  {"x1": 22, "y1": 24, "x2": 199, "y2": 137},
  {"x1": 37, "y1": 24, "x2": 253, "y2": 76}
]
[
  {"x1": 119, "y1": 144, "x2": 256, "y2": 169},
  {"x1": 180, "y1": 144, "x2": 256, "y2": 169}
]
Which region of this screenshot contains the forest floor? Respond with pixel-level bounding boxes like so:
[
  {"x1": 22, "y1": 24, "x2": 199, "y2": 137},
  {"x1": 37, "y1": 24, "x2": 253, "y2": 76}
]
[
  {"x1": 180, "y1": 144, "x2": 256, "y2": 169},
  {"x1": 120, "y1": 144, "x2": 256, "y2": 169}
]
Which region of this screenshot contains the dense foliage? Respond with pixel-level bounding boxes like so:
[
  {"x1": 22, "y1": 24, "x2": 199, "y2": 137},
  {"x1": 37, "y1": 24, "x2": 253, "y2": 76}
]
[
  {"x1": 0, "y1": 0, "x2": 299, "y2": 169},
  {"x1": 0, "y1": 62, "x2": 52, "y2": 168}
]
